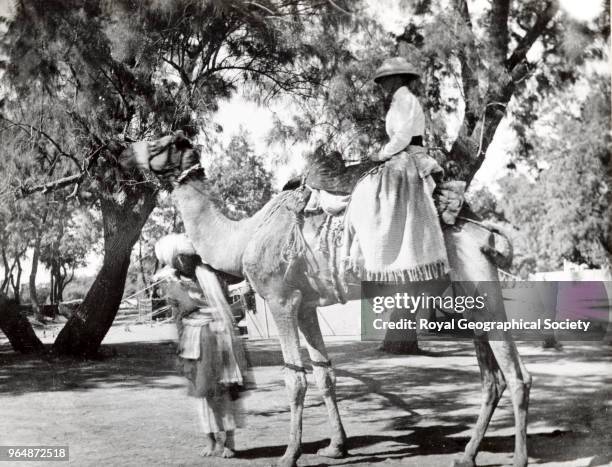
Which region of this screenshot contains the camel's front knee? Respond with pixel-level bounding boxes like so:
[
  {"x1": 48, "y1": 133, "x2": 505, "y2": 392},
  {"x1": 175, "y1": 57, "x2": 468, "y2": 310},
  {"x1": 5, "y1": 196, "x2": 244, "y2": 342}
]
[
  {"x1": 508, "y1": 379, "x2": 530, "y2": 410},
  {"x1": 284, "y1": 368, "x2": 308, "y2": 402},
  {"x1": 313, "y1": 366, "x2": 336, "y2": 396},
  {"x1": 511, "y1": 369, "x2": 531, "y2": 397}
]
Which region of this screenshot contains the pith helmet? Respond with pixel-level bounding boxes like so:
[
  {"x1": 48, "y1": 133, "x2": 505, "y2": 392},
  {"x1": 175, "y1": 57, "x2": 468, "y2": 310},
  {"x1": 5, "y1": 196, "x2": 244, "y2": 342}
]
[{"x1": 373, "y1": 57, "x2": 420, "y2": 83}]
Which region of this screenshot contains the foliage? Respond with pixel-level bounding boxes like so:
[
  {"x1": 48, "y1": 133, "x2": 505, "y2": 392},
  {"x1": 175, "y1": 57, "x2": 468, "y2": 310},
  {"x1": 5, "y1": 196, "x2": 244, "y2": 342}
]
[
  {"x1": 207, "y1": 129, "x2": 275, "y2": 220},
  {"x1": 498, "y1": 74, "x2": 610, "y2": 273},
  {"x1": 269, "y1": 0, "x2": 609, "y2": 185},
  {"x1": 39, "y1": 206, "x2": 99, "y2": 302},
  {"x1": 0, "y1": 0, "x2": 353, "y2": 330},
  {"x1": 125, "y1": 194, "x2": 182, "y2": 295},
  {"x1": 266, "y1": 16, "x2": 393, "y2": 161},
  {"x1": 61, "y1": 275, "x2": 95, "y2": 302}
]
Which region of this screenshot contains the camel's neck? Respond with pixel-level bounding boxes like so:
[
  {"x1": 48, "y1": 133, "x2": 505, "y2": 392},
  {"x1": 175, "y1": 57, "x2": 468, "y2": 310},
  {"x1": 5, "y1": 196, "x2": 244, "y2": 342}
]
[{"x1": 172, "y1": 178, "x2": 264, "y2": 277}]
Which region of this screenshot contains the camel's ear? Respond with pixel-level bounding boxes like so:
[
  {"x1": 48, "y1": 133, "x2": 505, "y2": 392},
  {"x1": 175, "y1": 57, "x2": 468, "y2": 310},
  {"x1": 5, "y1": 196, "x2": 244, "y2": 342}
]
[{"x1": 173, "y1": 131, "x2": 192, "y2": 150}]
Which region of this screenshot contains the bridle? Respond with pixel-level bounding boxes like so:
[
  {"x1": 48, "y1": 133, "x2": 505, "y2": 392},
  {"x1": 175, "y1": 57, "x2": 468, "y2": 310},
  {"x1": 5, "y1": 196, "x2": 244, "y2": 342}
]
[
  {"x1": 145, "y1": 138, "x2": 204, "y2": 186},
  {"x1": 176, "y1": 163, "x2": 204, "y2": 184}
]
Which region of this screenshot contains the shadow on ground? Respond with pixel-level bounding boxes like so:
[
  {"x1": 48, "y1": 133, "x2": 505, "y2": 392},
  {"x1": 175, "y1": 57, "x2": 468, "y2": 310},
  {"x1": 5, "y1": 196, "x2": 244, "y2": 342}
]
[
  {"x1": 0, "y1": 338, "x2": 610, "y2": 466},
  {"x1": 238, "y1": 427, "x2": 612, "y2": 466}
]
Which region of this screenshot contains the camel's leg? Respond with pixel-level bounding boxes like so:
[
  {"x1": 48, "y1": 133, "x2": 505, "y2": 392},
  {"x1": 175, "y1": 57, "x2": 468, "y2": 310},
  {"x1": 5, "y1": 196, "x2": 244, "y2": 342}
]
[
  {"x1": 443, "y1": 224, "x2": 531, "y2": 466},
  {"x1": 297, "y1": 303, "x2": 348, "y2": 458},
  {"x1": 486, "y1": 335, "x2": 532, "y2": 467},
  {"x1": 471, "y1": 281, "x2": 531, "y2": 467},
  {"x1": 268, "y1": 289, "x2": 307, "y2": 467},
  {"x1": 452, "y1": 338, "x2": 506, "y2": 467}
]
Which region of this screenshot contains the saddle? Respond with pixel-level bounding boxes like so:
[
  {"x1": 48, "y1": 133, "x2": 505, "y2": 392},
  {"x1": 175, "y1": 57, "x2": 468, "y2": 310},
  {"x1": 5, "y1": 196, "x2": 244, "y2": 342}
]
[
  {"x1": 282, "y1": 148, "x2": 513, "y2": 271},
  {"x1": 284, "y1": 147, "x2": 467, "y2": 226},
  {"x1": 283, "y1": 147, "x2": 383, "y2": 195}
]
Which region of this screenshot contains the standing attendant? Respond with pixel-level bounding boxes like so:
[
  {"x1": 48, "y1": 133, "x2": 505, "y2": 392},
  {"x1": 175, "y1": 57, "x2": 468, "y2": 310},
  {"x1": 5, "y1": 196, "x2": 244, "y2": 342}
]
[{"x1": 154, "y1": 234, "x2": 248, "y2": 458}]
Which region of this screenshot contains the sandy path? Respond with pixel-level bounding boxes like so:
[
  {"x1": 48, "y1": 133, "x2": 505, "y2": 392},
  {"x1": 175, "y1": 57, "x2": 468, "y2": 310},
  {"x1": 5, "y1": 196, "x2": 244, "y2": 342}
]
[{"x1": 0, "y1": 326, "x2": 610, "y2": 466}]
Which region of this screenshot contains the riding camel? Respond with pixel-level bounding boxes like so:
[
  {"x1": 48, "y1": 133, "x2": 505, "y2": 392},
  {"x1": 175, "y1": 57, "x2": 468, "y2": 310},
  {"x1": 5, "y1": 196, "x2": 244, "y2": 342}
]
[{"x1": 119, "y1": 132, "x2": 532, "y2": 467}]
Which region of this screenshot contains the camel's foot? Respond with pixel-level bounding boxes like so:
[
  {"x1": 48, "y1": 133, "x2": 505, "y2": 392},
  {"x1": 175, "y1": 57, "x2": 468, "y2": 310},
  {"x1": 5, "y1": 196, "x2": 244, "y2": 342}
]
[
  {"x1": 450, "y1": 456, "x2": 476, "y2": 467},
  {"x1": 199, "y1": 446, "x2": 215, "y2": 457},
  {"x1": 512, "y1": 455, "x2": 528, "y2": 467},
  {"x1": 271, "y1": 454, "x2": 299, "y2": 467},
  {"x1": 542, "y1": 335, "x2": 563, "y2": 350},
  {"x1": 317, "y1": 443, "x2": 348, "y2": 459}
]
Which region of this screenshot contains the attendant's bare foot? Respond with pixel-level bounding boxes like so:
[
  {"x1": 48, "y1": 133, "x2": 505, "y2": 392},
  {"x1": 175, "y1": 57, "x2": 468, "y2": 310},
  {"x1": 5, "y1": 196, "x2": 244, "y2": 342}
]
[
  {"x1": 220, "y1": 447, "x2": 235, "y2": 458},
  {"x1": 200, "y1": 434, "x2": 216, "y2": 457},
  {"x1": 200, "y1": 446, "x2": 215, "y2": 457}
]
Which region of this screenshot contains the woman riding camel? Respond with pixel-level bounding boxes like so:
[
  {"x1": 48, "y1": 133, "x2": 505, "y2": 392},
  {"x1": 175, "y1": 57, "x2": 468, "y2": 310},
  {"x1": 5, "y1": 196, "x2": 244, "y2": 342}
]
[{"x1": 343, "y1": 57, "x2": 449, "y2": 282}]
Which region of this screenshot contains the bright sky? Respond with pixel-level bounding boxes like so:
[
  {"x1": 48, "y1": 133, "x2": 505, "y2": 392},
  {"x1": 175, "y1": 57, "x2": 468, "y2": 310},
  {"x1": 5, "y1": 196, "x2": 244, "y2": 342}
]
[{"x1": 559, "y1": 0, "x2": 604, "y2": 22}]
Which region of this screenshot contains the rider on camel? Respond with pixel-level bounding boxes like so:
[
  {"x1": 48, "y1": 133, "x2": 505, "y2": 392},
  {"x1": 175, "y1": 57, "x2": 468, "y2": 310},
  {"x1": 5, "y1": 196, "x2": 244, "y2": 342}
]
[{"x1": 342, "y1": 57, "x2": 449, "y2": 282}]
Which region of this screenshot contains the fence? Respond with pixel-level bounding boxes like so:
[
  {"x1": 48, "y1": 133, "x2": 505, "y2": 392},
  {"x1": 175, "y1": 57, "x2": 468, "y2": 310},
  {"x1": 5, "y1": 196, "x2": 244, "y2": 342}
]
[{"x1": 114, "y1": 280, "x2": 171, "y2": 326}]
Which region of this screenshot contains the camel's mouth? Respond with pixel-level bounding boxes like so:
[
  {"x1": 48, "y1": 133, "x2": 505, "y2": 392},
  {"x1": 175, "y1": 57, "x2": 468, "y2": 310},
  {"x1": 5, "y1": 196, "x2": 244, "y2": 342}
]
[{"x1": 118, "y1": 133, "x2": 202, "y2": 185}]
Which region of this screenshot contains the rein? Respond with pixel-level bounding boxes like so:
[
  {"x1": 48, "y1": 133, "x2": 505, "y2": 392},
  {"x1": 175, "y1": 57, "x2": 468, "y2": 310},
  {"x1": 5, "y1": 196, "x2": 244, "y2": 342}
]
[
  {"x1": 176, "y1": 163, "x2": 204, "y2": 184},
  {"x1": 146, "y1": 141, "x2": 204, "y2": 186}
]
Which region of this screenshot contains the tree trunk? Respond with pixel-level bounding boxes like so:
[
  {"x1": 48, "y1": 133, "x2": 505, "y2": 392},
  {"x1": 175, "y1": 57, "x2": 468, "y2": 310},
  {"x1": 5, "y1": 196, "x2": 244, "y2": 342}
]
[
  {"x1": 380, "y1": 306, "x2": 420, "y2": 354},
  {"x1": 1, "y1": 246, "x2": 12, "y2": 293},
  {"x1": 49, "y1": 267, "x2": 55, "y2": 304},
  {"x1": 29, "y1": 237, "x2": 42, "y2": 312},
  {"x1": 29, "y1": 210, "x2": 48, "y2": 314},
  {"x1": 11, "y1": 254, "x2": 23, "y2": 304},
  {"x1": 0, "y1": 294, "x2": 44, "y2": 354},
  {"x1": 52, "y1": 190, "x2": 156, "y2": 357},
  {"x1": 58, "y1": 265, "x2": 75, "y2": 303},
  {"x1": 379, "y1": 282, "x2": 449, "y2": 354}
]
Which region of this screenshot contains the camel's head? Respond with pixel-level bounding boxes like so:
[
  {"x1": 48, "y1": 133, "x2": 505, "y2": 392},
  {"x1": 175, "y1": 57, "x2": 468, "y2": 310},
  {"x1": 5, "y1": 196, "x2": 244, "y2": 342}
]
[{"x1": 119, "y1": 131, "x2": 202, "y2": 187}]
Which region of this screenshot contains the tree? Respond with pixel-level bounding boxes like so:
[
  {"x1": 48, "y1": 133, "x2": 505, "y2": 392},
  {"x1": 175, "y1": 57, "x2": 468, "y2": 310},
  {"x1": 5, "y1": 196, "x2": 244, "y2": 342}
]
[
  {"x1": 207, "y1": 129, "x2": 275, "y2": 220},
  {"x1": 40, "y1": 207, "x2": 98, "y2": 304},
  {"x1": 125, "y1": 194, "x2": 182, "y2": 297},
  {"x1": 499, "y1": 74, "x2": 611, "y2": 273},
  {"x1": 0, "y1": 293, "x2": 43, "y2": 354},
  {"x1": 269, "y1": 0, "x2": 609, "y2": 353},
  {"x1": 1, "y1": 0, "x2": 355, "y2": 356}
]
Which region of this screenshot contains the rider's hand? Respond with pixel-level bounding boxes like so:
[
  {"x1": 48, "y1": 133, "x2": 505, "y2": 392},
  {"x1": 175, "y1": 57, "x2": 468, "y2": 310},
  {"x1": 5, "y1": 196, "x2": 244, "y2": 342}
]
[{"x1": 371, "y1": 149, "x2": 390, "y2": 162}]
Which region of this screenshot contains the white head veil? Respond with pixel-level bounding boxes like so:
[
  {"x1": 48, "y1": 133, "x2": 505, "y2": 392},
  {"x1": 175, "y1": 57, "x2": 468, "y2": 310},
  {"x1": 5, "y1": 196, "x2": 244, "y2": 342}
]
[{"x1": 153, "y1": 233, "x2": 197, "y2": 281}]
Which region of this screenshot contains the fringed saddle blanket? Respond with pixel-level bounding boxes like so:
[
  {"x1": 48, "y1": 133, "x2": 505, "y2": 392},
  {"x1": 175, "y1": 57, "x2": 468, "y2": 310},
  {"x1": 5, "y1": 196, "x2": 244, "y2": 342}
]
[
  {"x1": 341, "y1": 147, "x2": 450, "y2": 282},
  {"x1": 316, "y1": 214, "x2": 348, "y2": 302}
]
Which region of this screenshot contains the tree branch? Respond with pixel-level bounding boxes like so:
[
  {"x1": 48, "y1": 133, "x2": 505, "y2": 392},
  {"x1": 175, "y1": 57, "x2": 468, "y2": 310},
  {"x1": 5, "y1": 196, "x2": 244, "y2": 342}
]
[
  {"x1": 452, "y1": 0, "x2": 473, "y2": 27},
  {"x1": 15, "y1": 143, "x2": 107, "y2": 198},
  {"x1": 17, "y1": 173, "x2": 84, "y2": 198},
  {"x1": 506, "y1": 0, "x2": 560, "y2": 71},
  {"x1": 451, "y1": 0, "x2": 482, "y2": 134},
  {"x1": 0, "y1": 114, "x2": 81, "y2": 169},
  {"x1": 489, "y1": 0, "x2": 510, "y2": 62},
  {"x1": 162, "y1": 56, "x2": 192, "y2": 87}
]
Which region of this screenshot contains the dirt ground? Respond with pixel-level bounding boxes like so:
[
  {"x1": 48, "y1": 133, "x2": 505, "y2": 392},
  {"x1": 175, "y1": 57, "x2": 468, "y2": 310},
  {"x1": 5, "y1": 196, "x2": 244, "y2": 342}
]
[{"x1": 0, "y1": 324, "x2": 610, "y2": 467}]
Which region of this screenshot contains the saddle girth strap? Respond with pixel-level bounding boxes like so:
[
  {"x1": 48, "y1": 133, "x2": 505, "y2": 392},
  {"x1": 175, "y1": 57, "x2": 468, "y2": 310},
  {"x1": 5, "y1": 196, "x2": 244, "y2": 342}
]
[
  {"x1": 310, "y1": 360, "x2": 332, "y2": 368},
  {"x1": 284, "y1": 363, "x2": 307, "y2": 373}
]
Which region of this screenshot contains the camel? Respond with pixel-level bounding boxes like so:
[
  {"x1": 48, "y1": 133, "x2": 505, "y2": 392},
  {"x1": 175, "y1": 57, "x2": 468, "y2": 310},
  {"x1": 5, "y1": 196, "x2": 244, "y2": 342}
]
[{"x1": 119, "y1": 133, "x2": 532, "y2": 467}]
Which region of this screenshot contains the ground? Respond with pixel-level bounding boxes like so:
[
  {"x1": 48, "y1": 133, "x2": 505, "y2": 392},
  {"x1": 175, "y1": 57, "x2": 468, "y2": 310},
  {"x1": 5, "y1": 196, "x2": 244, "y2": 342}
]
[{"x1": 0, "y1": 324, "x2": 610, "y2": 467}]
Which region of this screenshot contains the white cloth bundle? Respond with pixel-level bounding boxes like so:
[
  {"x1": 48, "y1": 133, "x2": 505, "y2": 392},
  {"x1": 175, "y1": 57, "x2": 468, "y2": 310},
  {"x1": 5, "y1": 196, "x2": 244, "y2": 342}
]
[{"x1": 154, "y1": 233, "x2": 197, "y2": 267}]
